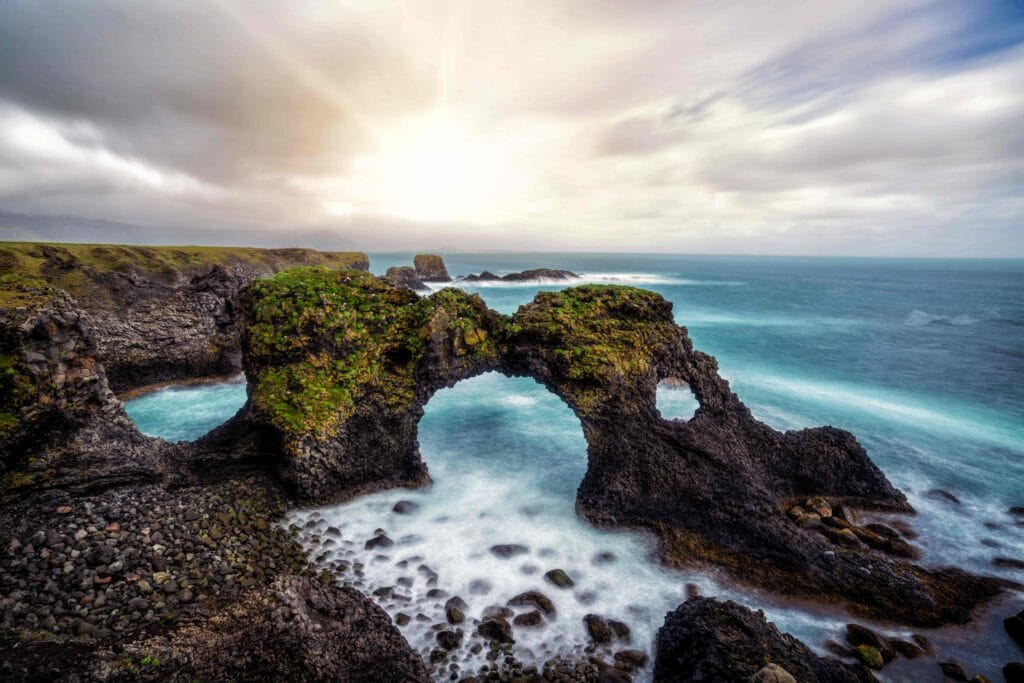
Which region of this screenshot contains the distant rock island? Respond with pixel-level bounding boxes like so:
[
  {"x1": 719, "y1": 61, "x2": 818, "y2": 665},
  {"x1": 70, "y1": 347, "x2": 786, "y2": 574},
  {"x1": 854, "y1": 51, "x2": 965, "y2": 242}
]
[
  {"x1": 462, "y1": 267, "x2": 579, "y2": 282},
  {"x1": 383, "y1": 254, "x2": 580, "y2": 291},
  {"x1": 0, "y1": 243, "x2": 1015, "y2": 681}
]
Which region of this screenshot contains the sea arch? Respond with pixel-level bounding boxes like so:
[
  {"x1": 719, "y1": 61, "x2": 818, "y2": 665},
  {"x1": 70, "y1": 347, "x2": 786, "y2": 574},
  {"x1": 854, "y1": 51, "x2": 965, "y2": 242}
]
[{"x1": 234, "y1": 267, "x2": 1001, "y2": 626}]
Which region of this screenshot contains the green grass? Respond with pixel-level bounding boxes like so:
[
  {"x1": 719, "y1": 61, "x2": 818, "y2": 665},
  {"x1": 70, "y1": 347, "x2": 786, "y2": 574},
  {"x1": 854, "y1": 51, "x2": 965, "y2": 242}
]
[
  {"x1": 0, "y1": 241, "x2": 368, "y2": 307},
  {"x1": 244, "y1": 267, "x2": 499, "y2": 440}
]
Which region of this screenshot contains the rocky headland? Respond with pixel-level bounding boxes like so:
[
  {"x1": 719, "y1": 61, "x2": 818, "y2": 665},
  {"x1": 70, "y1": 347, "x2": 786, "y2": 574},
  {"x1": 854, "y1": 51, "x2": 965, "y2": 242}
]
[
  {"x1": 1, "y1": 247, "x2": 1019, "y2": 681},
  {"x1": 0, "y1": 243, "x2": 368, "y2": 392}
]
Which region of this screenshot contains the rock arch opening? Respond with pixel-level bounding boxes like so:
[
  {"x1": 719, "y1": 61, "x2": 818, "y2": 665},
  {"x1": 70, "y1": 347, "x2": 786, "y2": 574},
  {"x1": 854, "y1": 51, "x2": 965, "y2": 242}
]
[
  {"x1": 655, "y1": 377, "x2": 700, "y2": 421},
  {"x1": 418, "y1": 371, "x2": 587, "y2": 498},
  {"x1": 123, "y1": 375, "x2": 248, "y2": 443}
]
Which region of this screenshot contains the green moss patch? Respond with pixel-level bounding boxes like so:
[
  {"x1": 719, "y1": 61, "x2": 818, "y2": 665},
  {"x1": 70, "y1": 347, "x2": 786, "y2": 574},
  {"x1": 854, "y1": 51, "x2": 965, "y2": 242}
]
[{"x1": 244, "y1": 267, "x2": 500, "y2": 441}]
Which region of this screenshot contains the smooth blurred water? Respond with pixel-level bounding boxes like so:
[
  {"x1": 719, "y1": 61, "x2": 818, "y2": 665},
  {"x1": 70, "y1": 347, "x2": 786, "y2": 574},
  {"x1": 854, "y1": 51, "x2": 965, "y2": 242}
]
[
  {"x1": 124, "y1": 254, "x2": 1024, "y2": 679},
  {"x1": 124, "y1": 377, "x2": 246, "y2": 442}
]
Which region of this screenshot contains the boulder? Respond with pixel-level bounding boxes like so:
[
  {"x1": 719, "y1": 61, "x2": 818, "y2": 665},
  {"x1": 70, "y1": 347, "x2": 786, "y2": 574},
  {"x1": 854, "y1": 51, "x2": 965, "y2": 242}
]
[
  {"x1": 385, "y1": 266, "x2": 428, "y2": 291},
  {"x1": 750, "y1": 663, "x2": 797, "y2": 683},
  {"x1": 653, "y1": 597, "x2": 875, "y2": 682},
  {"x1": 544, "y1": 568, "x2": 575, "y2": 588},
  {"x1": 1005, "y1": 609, "x2": 1024, "y2": 648},
  {"x1": 477, "y1": 617, "x2": 514, "y2": 644}
]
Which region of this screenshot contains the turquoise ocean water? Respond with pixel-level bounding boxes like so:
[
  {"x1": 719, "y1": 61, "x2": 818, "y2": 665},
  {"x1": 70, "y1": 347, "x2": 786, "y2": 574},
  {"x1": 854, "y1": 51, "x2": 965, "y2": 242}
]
[{"x1": 126, "y1": 254, "x2": 1024, "y2": 679}]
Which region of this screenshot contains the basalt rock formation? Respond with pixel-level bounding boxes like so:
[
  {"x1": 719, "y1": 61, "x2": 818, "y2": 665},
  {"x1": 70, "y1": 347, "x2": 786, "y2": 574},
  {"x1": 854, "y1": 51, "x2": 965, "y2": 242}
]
[
  {"x1": 653, "y1": 597, "x2": 876, "y2": 682},
  {"x1": 239, "y1": 268, "x2": 1003, "y2": 626},
  {"x1": 0, "y1": 283, "x2": 167, "y2": 499},
  {"x1": 413, "y1": 253, "x2": 451, "y2": 282},
  {"x1": 0, "y1": 243, "x2": 368, "y2": 392}
]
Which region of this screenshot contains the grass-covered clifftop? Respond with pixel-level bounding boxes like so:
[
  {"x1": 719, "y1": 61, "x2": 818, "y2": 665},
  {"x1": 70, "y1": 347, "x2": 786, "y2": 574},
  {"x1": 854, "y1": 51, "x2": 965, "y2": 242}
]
[
  {"x1": 243, "y1": 266, "x2": 499, "y2": 440},
  {"x1": 0, "y1": 242, "x2": 368, "y2": 308}
]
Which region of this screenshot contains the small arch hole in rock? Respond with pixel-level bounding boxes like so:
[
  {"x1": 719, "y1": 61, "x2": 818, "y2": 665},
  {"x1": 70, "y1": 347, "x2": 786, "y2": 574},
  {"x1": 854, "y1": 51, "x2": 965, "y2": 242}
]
[
  {"x1": 123, "y1": 375, "x2": 247, "y2": 442},
  {"x1": 656, "y1": 377, "x2": 699, "y2": 421}
]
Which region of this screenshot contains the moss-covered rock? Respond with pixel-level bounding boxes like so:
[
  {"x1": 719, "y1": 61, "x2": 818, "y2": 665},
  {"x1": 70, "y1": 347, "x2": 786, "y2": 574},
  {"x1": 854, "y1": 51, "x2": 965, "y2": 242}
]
[
  {"x1": 240, "y1": 267, "x2": 502, "y2": 499},
  {"x1": 0, "y1": 242, "x2": 370, "y2": 391},
  {"x1": 236, "y1": 270, "x2": 1004, "y2": 627}
]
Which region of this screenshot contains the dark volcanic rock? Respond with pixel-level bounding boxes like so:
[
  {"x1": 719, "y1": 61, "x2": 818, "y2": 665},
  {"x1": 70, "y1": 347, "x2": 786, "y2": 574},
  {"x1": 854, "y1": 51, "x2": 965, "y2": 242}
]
[
  {"x1": 0, "y1": 290, "x2": 170, "y2": 498},
  {"x1": 462, "y1": 268, "x2": 578, "y2": 282},
  {"x1": 0, "y1": 245, "x2": 369, "y2": 392},
  {"x1": 499, "y1": 268, "x2": 578, "y2": 281},
  {"x1": 462, "y1": 270, "x2": 501, "y2": 282},
  {"x1": 385, "y1": 266, "x2": 429, "y2": 291},
  {"x1": 238, "y1": 277, "x2": 1002, "y2": 625},
  {"x1": 654, "y1": 597, "x2": 876, "y2": 682},
  {"x1": 544, "y1": 568, "x2": 575, "y2": 588},
  {"x1": 477, "y1": 617, "x2": 514, "y2": 644},
  {"x1": 136, "y1": 575, "x2": 429, "y2": 681},
  {"x1": 490, "y1": 544, "x2": 529, "y2": 558},
  {"x1": 1006, "y1": 609, "x2": 1024, "y2": 648},
  {"x1": 413, "y1": 254, "x2": 451, "y2": 282}
]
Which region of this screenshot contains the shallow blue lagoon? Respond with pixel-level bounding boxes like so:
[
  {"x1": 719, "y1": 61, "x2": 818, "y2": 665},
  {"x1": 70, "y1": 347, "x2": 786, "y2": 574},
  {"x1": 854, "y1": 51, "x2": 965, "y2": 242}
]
[{"x1": 125, "y1": 377, "x2": 246, "y2": 442}]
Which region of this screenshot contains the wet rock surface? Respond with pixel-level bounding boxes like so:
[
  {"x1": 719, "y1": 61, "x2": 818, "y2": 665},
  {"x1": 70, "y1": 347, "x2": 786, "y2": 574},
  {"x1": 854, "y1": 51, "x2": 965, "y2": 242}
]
[
  {"x1": 654, "y1": 597, "x2": 876, "y2": 682},
  {"x1": 1, "y1": 257, "x2": 1014, "y2": 680},
  {"x1": 240, "y1": 275, "x2": 1003, "y2": 625}
]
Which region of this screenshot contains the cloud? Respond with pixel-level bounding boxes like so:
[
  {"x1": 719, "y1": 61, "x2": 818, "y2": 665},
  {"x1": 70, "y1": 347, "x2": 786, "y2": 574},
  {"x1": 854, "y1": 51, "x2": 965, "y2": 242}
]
[{"x1": 0, "y1": 0, "x2": 1022, "y2": 255}]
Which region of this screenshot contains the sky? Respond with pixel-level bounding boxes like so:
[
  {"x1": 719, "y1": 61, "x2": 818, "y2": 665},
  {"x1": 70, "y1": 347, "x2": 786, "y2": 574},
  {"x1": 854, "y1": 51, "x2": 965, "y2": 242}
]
[{"x1": 0, "y1": 0, "x2": 1023, "y2": 256}]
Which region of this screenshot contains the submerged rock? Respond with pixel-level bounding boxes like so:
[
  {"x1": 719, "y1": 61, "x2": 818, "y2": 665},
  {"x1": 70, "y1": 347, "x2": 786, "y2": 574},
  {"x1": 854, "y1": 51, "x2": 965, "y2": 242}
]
[
  {"x1": 508, "y1": 591, "x2": 555, "y2": 616},
  {"x1": 490, "y1": 544, "x2": 529, "y2": 558},
  {"x1": 654, "y1": 597, "x2": 875, "y2": 682},
  {"x1": 543, "y1": 568, "x2": 575, "y2": 588}
]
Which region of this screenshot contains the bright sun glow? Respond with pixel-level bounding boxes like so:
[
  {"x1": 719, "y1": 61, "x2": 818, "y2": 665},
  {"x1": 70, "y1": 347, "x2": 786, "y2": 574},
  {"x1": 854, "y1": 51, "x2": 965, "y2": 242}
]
[{"x1": 348, "y1": 108, "x2": 531, "y2": 224}]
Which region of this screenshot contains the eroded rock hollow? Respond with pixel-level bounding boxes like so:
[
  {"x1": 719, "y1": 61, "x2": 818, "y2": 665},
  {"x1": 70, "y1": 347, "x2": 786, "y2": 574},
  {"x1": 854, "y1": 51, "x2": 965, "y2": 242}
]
[{"x1": 238, "y1": 267, "x2": 1002, "y2": 626}]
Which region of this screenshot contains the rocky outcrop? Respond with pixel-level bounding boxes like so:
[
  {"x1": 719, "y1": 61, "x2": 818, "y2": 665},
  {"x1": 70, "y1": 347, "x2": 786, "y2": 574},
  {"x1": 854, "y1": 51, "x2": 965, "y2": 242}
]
[
  {"x1": 239, "y1": 274, "x2": 1003, "y2": 626},
  {"x1": 0, "y1": 243, "x2": 369, "y2": 392},
  {"x1": 385, "y1": 265, "x2": 429, "y2": 291},
  {"x1": 413, "y1": 253, "x2": 451, "y2": 282},
  {"x1": 0, "y1": 288, "x2": 167, "y2": 498},
  {"x1": 118, "y1": 575, "x2": 430, "y2": 682},
  {"x1": 463, "y1": 267, "x2": 578, "y2": 282},
  {"x1": 240, "y1": 267, "x2": 501, "y2": 500},
  {"x1": 654, "y1": 597, "x2": 875, "y2": 682}
]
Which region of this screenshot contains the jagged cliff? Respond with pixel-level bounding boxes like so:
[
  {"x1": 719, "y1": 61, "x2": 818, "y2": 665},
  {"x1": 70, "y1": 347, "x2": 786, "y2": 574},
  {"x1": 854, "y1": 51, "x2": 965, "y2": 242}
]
[
  {"x1": 0, "y1": 243, "x2": 368, "y2": 391},
  {"x1": 238, "y1": 268, "x2": 1002, "y2": 627}
]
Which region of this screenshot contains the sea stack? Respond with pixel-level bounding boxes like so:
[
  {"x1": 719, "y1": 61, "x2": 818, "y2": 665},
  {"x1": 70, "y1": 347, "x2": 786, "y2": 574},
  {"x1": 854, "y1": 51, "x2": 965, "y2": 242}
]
[{"x1": 413, "y1": 254, "x2": 451, "y2": 282}]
